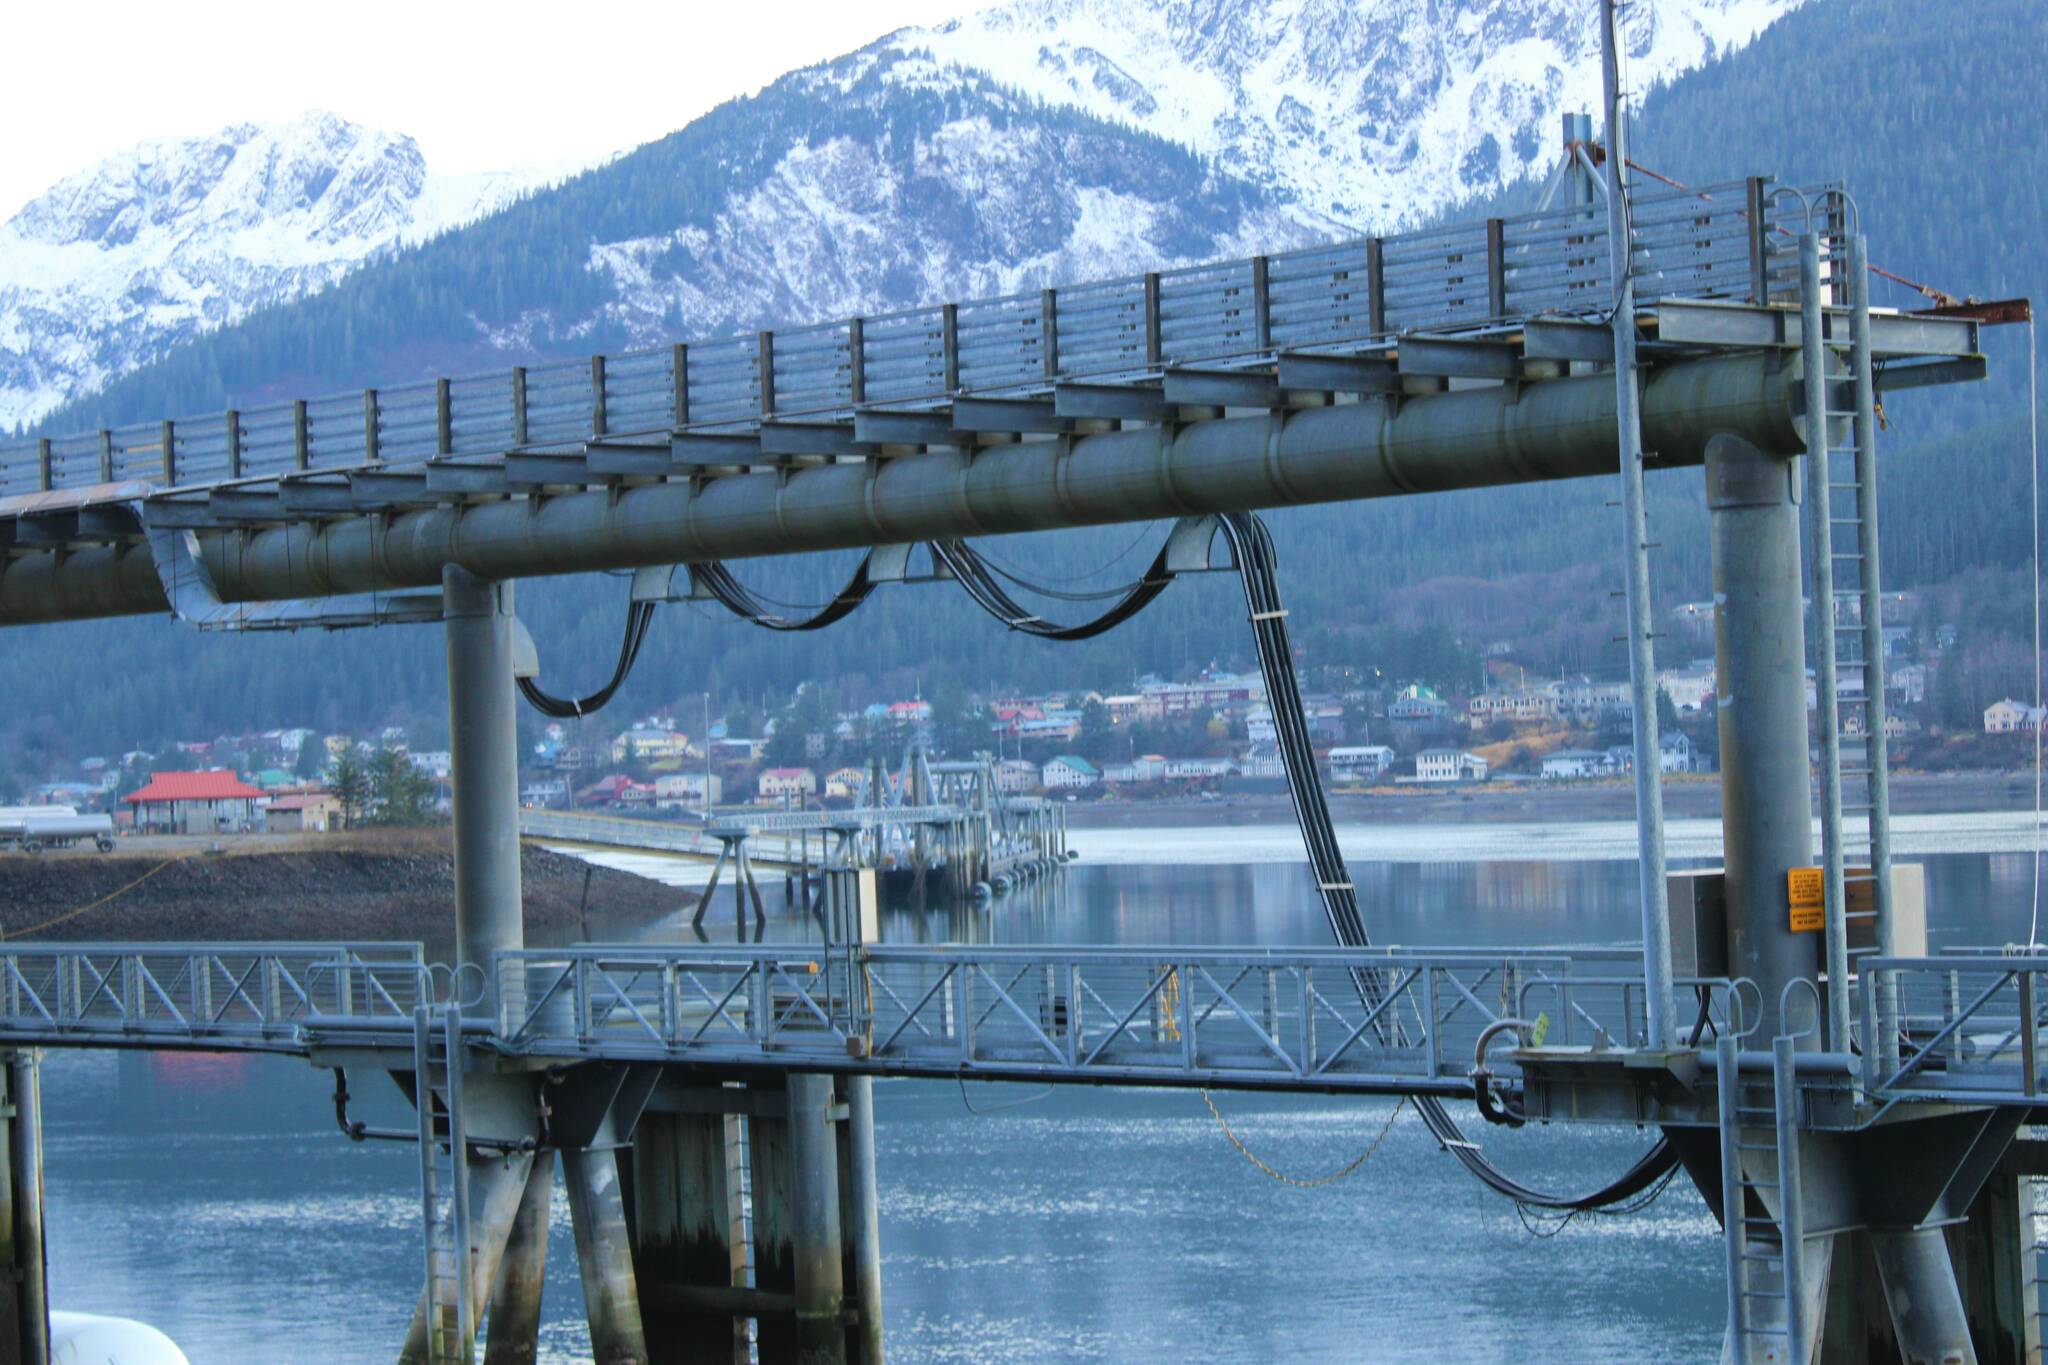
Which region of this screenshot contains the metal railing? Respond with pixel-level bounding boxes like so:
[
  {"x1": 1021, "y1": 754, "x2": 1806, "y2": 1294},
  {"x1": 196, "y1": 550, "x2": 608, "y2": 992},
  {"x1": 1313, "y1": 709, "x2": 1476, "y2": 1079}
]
[
  {"x1": 0, "y1": 176, "x2": 1822, "y2": 502},
  {"x1": 490, "y1": 943, "x2": 1699, "y2": 1093},
  {"x1": 0, "y1": 942, "x2": 428, "y2": 1048},
  {"x1": 1859, "y1": 954, "x2": 2048, "y2": 1104}
]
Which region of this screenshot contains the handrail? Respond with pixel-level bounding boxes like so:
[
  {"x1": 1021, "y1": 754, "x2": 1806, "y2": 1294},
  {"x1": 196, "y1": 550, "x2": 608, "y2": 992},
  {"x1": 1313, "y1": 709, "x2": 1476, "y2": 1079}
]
[{"x1": 0, "y1": 175, "x2": 1825, "y2": 501}]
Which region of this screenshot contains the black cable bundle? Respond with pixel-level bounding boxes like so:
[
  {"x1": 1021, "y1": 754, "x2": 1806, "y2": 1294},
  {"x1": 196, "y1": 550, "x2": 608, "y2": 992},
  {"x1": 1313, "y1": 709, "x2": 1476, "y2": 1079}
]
[
  {"x1": 516, "y1": 599, "x2": 656, "y2": 718},
  {"x1": 689, "y1": 554, "x2": 879, "y2": 632},
  {"x1": 928, "y1": 538, "x2": 1175, "y2": 641}
]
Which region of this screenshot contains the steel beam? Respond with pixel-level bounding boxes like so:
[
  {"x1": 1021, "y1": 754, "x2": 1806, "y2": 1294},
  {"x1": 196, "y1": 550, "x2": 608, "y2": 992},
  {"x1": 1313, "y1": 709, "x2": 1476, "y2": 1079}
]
[{"x1": 0, "y1": 354, "x2": 1800, "y2": 625}]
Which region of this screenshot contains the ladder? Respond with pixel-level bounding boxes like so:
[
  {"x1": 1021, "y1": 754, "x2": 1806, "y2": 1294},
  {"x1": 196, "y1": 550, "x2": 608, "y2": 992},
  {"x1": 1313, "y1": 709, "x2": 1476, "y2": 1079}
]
[
  {"x1": 1717, "y1": 1034, "x2": 1812, "y2": 1365},
  {"x1": 413, "y1": 1003, "x2": 474, "y2": 1365},
  {"x1": 1801, "y1": 220, "x2": 1895, "y2": 1053}
]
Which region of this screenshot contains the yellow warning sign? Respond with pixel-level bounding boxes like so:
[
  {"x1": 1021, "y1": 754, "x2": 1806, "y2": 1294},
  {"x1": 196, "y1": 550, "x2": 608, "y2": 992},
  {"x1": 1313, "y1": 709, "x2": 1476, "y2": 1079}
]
[{"x1": 1787, "y1": 866, "x2": 1824, "y2": 932}]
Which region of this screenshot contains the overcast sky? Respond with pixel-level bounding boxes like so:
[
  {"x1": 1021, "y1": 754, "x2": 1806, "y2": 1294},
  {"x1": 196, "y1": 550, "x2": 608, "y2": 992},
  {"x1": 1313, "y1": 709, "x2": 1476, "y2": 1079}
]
[{"x1": 1, "y1": 0, "x2": 989, "y2": 221}]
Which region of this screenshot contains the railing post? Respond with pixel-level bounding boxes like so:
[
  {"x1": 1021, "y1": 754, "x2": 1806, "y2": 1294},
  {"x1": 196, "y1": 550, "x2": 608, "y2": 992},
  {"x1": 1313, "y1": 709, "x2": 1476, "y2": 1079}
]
[
  {"x1": 1143, "y1": 272, "x2": 1162, "y2": 367},
  {"x1": 846, "y1": 318, "x2": 866, "y2": 407},
  {"x1": 1747, "y1": 176, "x2": 1772, "y2": 304},
  {"x1": 670, "y1": 344, "x2": 689, "y2": 428},
  {"x1": 1421, "y1": 966, "x2": 1441, "y2": 1076},
  {"x1": 160, "y1": 419, "x2": 176, "y2": 485},
  {"x1": 757, "y1": 331, "x2": 776, "y2": 419},
  {"x1": 364, "y1": 389, "x2": 382, "y2": 463},
  {"x1": 940, "y1": 304, "x2": 959, "y2": 394},
  {"x1": 1486, "y1": 218, "x2": 1507, "y2": 317},
  {"x1": 2022, "y1": 970, "x2": 2039, "y2": 1098},
  {"x1": 590, "y1": 354, "x2": 608, "y2": 438},
  {"x1": 35, "y1": 439, "x2": 50, "y2": 493},
  {"x1": 1296, "y1": 967, "x2": 1313, "y2": 1071},
  {"x1": 1250, "y1": 255, "x2": 1271, "y2": 352},
  {"x1": 225, "y1": 410, "x2": 242, "y2": 480},
  {"x1": 1040, "y1": 288, "x2": 1059, "y2": 379},
  {"x1": 509, "y1": 368, "x2": 528, "y2": 446},
  {"x1": 1366, "y1": 237, "x2": 1388, "y2": 334},
  {"x1": 435, "y1": 378, "x2": 453, "y2": 456},
  {"x1": 292, "y1": 400, "x2": 309, "y2": 472},
  {"x1": 98, "y1": 429, "x2": 113, "y2": 483}
]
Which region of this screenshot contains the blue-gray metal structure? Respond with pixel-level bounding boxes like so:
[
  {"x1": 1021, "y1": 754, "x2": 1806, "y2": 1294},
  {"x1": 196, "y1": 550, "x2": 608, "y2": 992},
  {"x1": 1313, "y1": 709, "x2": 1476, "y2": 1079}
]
[
  {"x1": 1, "y1": 178, "x2": 1825, "y2": 499},
  {"x1": 0, "y1": 134, "x2": 2021, "y2": 1361}
]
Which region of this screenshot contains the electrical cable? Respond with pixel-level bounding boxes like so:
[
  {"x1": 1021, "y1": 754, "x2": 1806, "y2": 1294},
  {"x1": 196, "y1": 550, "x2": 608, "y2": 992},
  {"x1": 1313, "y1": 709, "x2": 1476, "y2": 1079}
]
[
  {"x1": 931, "y1": 510, "x2": 1677, "y2": 1210},
  {"x1": 689, "y1": 554, "x2": 879, "y2": 632},
  {"x1": 516, "y1": 598, "x2": 656, "y2": 718},
  {"x1": 929, "y1": 538, "x2": 1176, "y2": 641}
]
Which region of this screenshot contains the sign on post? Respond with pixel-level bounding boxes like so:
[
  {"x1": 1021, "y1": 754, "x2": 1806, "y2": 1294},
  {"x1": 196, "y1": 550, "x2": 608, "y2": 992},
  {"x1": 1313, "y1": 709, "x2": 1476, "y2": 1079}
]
[{"x1": 1787, "y1": 866, "x2": 1825, "y2": 932}]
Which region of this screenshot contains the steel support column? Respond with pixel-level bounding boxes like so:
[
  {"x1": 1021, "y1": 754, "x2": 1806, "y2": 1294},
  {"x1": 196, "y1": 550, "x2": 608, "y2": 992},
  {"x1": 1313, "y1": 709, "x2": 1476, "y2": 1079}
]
[
  {"x1": 1706, "y1": 432, "x2": 1820, "y2": 1039},
  {"x1": 1871, "y1": 1227, "x2": 1977, "y2": 1364},
  {"x1": 400, "y1": 1152, "x2": 539, "y2": 1365},
  {"x1": 840, "y1": 1076, "x2": 885, "y2": 1365},
  {"x1": 563, "y1": 1145, "x2": 649, "y2": 1365},
  {"x1": 0, "y1": 1052, "x2": 48, "y2": 1365},
  {"x1": 788, "y1": 1074, "x2": 848, "y2": 1365},
  {"x1": 483, "y1": 1152, "x2": 553, "y2": 1365},
  {"x1": 444, "y1": 565, "x2": 523, "y2": 1017}
]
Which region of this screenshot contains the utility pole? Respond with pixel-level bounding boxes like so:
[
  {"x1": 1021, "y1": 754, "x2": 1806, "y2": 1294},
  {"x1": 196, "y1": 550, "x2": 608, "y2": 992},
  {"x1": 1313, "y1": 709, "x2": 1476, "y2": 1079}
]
[{"x1": 1600, "y1": 0, "x2": 1675, "y2": 1049}]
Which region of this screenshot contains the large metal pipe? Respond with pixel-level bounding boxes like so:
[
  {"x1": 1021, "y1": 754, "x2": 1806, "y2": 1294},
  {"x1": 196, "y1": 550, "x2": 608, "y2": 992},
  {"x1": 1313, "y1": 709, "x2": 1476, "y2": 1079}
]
[
  {"x1": 445, "y1": 566, "x2": 523, "y2": 1018},
  {"x1": 1, "y1": 1053, "x2": 48, "y2": 1365},
  {"x1": 0, "y1": 353, "x2": 1800, "y2": 626},
  {"x1": 1706, "y1": 432, "x2": 1819, "y2": 1041}
]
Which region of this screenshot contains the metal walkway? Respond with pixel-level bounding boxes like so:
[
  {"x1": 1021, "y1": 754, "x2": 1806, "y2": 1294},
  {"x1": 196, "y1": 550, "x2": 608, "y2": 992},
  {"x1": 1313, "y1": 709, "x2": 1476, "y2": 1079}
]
[
  {"x1": 4, "y1": 938, "x2": 2046, "y2": 1112},
  {"x1": 0, "y1": 172, "x2": 1988, "y2": 636}
]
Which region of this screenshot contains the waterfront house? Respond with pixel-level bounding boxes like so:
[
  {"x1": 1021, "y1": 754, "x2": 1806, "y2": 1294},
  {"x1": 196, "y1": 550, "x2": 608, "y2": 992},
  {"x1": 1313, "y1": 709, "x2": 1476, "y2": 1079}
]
[
  {"x1": 1414, "y1": 750, "x2": 1488, "y2": 783},
  {"x1": 1985, "y1": 699, "x2": 2047, "y2": 733},
  {"x1": 1041, "y1": 756, "x2": 1100, "y2": 790},
  {"x1": 1328, "y1": 746, "x2": 1395, "y2": 783},
  {"x1": 123, "y1": 770, "x2": 267, "y2": 835},
  {"x1": 264, "y1": 792, "x2": 342, "y2": 833},
  {"x1": 758, "y1": 768, "x2": 818, "y2": 801}
]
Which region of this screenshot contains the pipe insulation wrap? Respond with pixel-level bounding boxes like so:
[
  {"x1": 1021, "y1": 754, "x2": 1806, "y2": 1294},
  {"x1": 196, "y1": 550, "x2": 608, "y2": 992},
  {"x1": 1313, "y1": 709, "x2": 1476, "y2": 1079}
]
[{"x1": 0, "y1": 353, "x2": 1797, "y2": 625}]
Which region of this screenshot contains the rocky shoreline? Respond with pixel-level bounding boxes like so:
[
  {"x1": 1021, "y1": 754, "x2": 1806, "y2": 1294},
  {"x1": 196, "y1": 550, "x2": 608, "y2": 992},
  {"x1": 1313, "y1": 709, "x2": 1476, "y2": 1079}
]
[{"x1": 0, "y1": 828, "x2": 688, "y2": 943}]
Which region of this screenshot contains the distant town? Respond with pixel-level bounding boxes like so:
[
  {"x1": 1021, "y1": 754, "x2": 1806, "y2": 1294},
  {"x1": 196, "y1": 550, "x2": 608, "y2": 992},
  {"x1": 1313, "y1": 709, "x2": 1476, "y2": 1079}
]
[{"x1": 14, "y1": 603, "x2": 2036, "y2": 836}]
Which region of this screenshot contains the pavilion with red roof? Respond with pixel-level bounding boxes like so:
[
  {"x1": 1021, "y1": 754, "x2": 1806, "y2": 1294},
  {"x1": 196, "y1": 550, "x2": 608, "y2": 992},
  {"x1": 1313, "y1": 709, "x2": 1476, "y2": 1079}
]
[{"x1": 123, "y1": 770, "x2": 267, "y2": 835}]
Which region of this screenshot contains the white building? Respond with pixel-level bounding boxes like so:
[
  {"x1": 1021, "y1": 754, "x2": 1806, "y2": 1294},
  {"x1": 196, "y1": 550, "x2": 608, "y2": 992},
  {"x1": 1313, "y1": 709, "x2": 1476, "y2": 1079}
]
[
  {"x1": 1986, "y1": 699, "x2": 2047, "y2": 734},
  {"x1": 1541, "y1": 749, "x2": 1610, "y2": 779},
  {"x1": 655, "y1": 772, "x2": 722, "y2": 808},
  {"x1": 1415, "y1": 750, "x2": 1488, "y2": 783},
  {"x1": 1328, "y1": 746, "x2": 1395, "y2": 782},
  {"x1": 1101, "y1": 755, "x2": 1169, "y2": 784},
  {"x1": 1041, "y1": 756, "x2": 1100, "y2": 790},
  {"x1": 994, "y1": 759, "x2": 1041, "y2": 794},
  {"x1": 1164, "y1": 757, "x2": 1235, "y2": 781},
  {"x1": 757, "y1": 768, "x2": 817, "y2": 801}
]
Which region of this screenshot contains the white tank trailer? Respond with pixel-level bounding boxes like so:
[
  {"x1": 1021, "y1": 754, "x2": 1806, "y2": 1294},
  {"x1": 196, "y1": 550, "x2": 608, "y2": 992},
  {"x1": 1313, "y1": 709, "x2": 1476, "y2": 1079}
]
[{"x1": 0, "y1": 806, "x2": 114, "y2": 853}]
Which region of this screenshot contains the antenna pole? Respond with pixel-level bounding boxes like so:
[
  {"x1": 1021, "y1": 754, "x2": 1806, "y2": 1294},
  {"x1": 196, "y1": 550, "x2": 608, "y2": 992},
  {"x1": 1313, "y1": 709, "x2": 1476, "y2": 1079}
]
[{"x1": 1602, "y1": 0, "x2": 1675, "y2": 1048}]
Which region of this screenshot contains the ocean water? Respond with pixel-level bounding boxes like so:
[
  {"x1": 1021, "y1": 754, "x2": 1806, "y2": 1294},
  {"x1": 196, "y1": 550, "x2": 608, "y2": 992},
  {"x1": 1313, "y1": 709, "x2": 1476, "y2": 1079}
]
[{"x1": 34, "y1": 816, "x2": 2044, "y2": 1362}]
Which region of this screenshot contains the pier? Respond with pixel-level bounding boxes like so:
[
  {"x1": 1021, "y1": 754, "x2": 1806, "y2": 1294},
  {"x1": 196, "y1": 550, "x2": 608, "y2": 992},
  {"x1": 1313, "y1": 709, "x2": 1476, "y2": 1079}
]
[{"x1": 0, "y1": 56, "x2": 2031, "y2": 1358}]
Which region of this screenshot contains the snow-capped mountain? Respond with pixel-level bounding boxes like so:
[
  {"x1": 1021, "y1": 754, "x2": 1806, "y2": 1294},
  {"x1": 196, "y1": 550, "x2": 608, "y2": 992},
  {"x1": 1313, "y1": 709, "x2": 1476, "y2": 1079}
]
[
  {"x1": 12, "y1": 0, "x2": 1813, "y2": 432},
  {"x1": 0, "y1": 112, "x2": 564, "y2": 428},
  {"x1": 876, "y1": 0, "x2": 1808, "y2": 227}
]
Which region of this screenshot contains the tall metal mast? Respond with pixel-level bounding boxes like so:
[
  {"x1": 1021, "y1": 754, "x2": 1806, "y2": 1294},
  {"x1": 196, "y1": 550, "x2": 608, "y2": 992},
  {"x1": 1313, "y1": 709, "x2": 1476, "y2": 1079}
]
[{"x1": 1600, "y1": 0, "x2": 1675, "y2": 1048}]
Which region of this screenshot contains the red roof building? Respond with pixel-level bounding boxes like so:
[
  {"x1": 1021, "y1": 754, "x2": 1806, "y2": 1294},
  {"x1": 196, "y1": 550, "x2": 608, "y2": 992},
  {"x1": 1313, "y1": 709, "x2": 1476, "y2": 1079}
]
[{"x1": 123, "y1": 770, "x2": 266, "y2": 835}]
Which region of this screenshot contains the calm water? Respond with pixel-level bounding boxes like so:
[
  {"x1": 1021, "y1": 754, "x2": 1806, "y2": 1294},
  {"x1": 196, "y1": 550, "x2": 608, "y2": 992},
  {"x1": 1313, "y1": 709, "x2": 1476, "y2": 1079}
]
[{"x1": 36, "y1": 822, "x2": 2046, "y2": 1363}]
